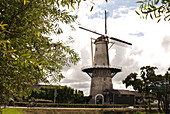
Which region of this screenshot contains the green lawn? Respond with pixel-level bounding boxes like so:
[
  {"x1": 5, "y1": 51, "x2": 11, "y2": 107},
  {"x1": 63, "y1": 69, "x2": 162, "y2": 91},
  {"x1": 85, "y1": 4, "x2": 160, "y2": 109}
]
[
  {"x1": 0, "y1": 107, "x2": 161, "y2": 114},
  {"x1": 1, "y1": 108, "x2": 24, "y2": 114}
]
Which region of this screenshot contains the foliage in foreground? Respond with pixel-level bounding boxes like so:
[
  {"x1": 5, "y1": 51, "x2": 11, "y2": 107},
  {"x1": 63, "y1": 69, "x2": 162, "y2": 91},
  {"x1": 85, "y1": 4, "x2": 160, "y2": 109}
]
[
  {"x1": 0, "y1": 0, "x2": 81, "y2": 106},
  {"x1": 136, "y1": 0, "x2": 170, "y2": 22}
]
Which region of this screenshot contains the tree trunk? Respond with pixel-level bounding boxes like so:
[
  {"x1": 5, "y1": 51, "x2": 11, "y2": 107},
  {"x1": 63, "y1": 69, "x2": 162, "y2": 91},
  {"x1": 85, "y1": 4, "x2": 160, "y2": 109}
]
[
  {"x1": 158, "y1": 99, "x2": 162, "y2": 113},
  {"x1": 141, "y1": 94, "x2": 148, "y2": 113}
]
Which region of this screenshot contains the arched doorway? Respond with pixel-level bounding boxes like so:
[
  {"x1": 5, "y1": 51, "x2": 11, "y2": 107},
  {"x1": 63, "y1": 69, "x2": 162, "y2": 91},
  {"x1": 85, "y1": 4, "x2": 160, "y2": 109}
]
[{"x1": 95, "y1": 94, "x2": 104, "y2": 104}]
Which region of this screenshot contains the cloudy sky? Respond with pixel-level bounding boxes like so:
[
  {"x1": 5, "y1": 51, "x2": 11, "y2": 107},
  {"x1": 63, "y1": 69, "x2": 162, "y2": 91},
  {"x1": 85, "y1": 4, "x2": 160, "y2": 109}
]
[{"x1": 52, "y1": 0, "x2": 170, "y2": 96}]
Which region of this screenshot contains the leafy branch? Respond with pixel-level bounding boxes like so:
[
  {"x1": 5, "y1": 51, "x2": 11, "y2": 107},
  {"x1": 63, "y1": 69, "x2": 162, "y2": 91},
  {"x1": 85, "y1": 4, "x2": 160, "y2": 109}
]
[{"x1": 136, "y1": 0, "x2": 170, "y2": 22}]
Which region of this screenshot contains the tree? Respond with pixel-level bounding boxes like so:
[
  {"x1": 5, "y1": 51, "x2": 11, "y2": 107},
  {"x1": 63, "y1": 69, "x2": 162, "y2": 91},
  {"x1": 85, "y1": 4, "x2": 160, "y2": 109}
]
[
  {"x1": 123, "y1": 66, "x2": 170, "y2": 113},
  {"x1": 122, "y1": 72, "x2": 150, "y2": 113},
  {"x1": 0, "y1": 0, "x2": 81, "y2": 106},
  {"x1": 28, "y1": 85, "x2": 84, "y2": 104},
  {"x1": 74, "y1": 90, "x2": 84, "y2": 103},
  {"x1": 136, "y1": 0, "x2": 170, "y2": 22}
]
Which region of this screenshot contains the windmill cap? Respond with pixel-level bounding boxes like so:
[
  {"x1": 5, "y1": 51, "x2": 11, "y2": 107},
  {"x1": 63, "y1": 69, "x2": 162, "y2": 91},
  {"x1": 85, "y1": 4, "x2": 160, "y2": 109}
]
[{"x1": 105, "y1": 35, "x2": 109, "y2": 38}]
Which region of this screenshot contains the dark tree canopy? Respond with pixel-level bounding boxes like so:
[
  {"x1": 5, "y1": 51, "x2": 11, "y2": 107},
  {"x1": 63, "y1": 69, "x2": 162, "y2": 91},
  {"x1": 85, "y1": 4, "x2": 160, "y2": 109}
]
[{"x1": 0, "y1": 0, "x2": 81, "y2": 106}]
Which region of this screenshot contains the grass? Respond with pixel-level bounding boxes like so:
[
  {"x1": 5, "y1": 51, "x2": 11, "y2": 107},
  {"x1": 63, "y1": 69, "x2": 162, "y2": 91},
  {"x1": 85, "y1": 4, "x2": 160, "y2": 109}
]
[
  {"x1": 1, "y1": 108, "x2": 142, "y2": 114},
  {"x1": 22, "y1": 109, "x2": 101, "y2": 114},
  {"x1": 19, "y1": 108, "x2": 149, "y2": 114},
  {"x1": 0, "y1": 107, "x2": 161, "y2": 114},
  {"x1": 1, "y1": 108, "x2": 24, "y2": 114}
]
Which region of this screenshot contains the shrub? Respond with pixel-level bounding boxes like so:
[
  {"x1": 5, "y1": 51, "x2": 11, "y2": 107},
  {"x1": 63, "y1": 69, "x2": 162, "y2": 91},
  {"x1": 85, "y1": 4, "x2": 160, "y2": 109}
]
[
  {"x1": 14, "y1": 102, "x2": 129, "y2": 108},
  {"x1": 35, "y1": 99, "x2": 53, "y2": 103}
]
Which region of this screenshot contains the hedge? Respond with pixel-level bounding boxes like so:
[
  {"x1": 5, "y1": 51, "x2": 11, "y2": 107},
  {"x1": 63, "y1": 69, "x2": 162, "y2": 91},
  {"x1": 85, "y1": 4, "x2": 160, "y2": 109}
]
[
  {"x1": 134, "y1": 104, "x2": 159, "y2": 108},
  {"x1": 14, "y1": 102, "x2": 129, "y2": 108},
  {"x1": 34, "y1": 99, "x2": 53, "y2": 103}
]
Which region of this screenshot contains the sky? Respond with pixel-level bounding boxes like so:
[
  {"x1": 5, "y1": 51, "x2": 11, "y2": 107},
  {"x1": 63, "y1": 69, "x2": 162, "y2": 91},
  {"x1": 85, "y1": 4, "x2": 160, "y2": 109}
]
[{"x1": 52, "y1": 0, "x2": 170, "y2": 96}]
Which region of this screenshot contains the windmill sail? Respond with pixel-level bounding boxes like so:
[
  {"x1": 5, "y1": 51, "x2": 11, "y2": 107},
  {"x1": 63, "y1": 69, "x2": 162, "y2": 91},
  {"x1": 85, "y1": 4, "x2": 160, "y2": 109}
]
[
  {"x1": 79, "y1": 26, "x2": 103, "y2": 36},
  {"x1": 110, "y1": 37, "x2": 132, "y2": 46},
  {"x1": 105, "y1": 10, "x2": 107, "y2": 35}
]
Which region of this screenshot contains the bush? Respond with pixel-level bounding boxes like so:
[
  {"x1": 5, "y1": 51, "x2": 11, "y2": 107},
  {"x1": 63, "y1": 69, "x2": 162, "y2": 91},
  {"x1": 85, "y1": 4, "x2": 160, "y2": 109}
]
[
  {"x1": 36, "y1": 103, "x2": 129, "y2": 108},
  {"x1": 136, "y1": 111, "x2": 145, "y2": 114},
  {"x1": 35, "y1": 99, "x2": 53, "y2": 103},
  {"x1": 134, "y1": 104, "x2": 158, "y2": 108},
  {"x1": 15, "y1": 102, "x2": 28, "y2": 107}
]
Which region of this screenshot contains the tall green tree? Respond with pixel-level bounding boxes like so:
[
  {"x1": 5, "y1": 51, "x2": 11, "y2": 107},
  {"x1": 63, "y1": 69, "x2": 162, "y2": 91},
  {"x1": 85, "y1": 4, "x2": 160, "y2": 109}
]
[
  {"x1": 123, "y1": 66, "x2": 170, "y2": 113},
  {"x1": 136, "y1": 0, "x2": 170, "y2": 22},
  {"x1": 0, "y1": 0, "x2": 81, "y2": 106}
]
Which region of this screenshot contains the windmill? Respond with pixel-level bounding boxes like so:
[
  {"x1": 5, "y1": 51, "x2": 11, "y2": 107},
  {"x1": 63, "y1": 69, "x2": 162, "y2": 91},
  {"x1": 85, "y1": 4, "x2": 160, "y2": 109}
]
[{"x1": 81, "y1": 10, "x2": 132, "y2": 104}]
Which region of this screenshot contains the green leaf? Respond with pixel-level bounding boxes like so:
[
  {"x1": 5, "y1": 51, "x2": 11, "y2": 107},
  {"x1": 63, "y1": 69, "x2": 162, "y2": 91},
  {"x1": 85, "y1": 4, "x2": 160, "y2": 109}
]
[
  {"x1": 38, "y1": 61, "x2": 45, "y2": 65},
  {"x1": 135, "y1": 10, "x2": 140, "y2": 15},
  {"x1": 148, "y1": 1, "x2": 150, "y2": 7},
  {"x1": 8, "y1": 49, "x2": 17, "y2": 53},
  {"x1": 28, "y1": 59, "x2": 37, "y2": 63},
  {"x1": 2, "y1": 24, "x2": 8, "y2": 26},
  {"x1": 136, "y1": 1, "x2": 144, "y2": 3},
  {"x1": 37, "y1": 32, "x2": 40, "y2": 37},
  {"x1": 154, "y1": 11, "x2": 157, "y2": 17},
  {"x1": 90, "y1": 6, "x2": 94, "y2": 12},
  {"x1": 150, "y1": 5, "x2": 156, "y2": 9},
  {"x1": 165, "y1": 14, "x2": 170, "y2": 19},
  {"x1": 21, "y1": 54, "x2": 31, "y2": 57},
  {"x1": 145, "y1": 14, "x2": 148, "y2": 19},
  {"x1": 3, "y1": 42, "x2": 6, "y2": 48},
  {"x1": 139, "y1": 4, "x2": 143, "y2": 10},
  {"x1": 24, "y1": 0, "x2": 30, "y2": 5},
  {"x1": 78, "y1": 0, "x2": 81, "y2": 8},
  {"x1": 1, "y1": 23, "x2": 8, "y2": 30},
  {"x1": 155, "y1": 0, "x2": 159, "y2": 4},
  {"x1": 144, "y1": 3, "x2": 146, "y2": 10},
  {"x1": 61, "y1": 0, "x2": 64, "y2": 7},
  {"x1": 71, "y1": 5, "x2": 75, "y2": 10},
  {"x1": 71, "y1": 0, "x2": 73, "y2": 5},
  {"x1": 156, "y1": 15, "x2": 161, "y2": 18},
  {"x1": 1, "y1": 50, "x2": 6, "y2": 54},
  {"x1": 0, "y1": 21, "x2": 3, "y2": 24},
  {"x1": 150, "y1": 14, "x2": 153, "y2": 19},
  {"x1": 57, "y1": 0, "x2": 59, "y2": 7}
]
